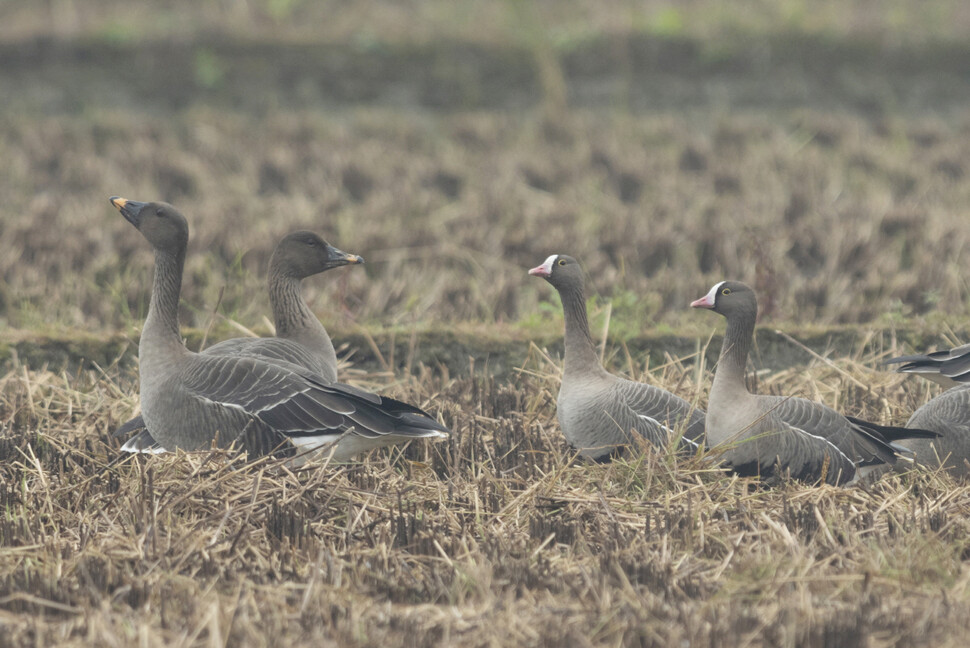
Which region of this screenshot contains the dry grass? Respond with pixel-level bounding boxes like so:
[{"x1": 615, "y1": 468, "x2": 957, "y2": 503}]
[
  {"x1": 3, "y1": 107, "x2": 970, "y2": 338},
  {"x1": 2, "y1": 343, "x2": 970, "y2": 646},
  {"x1": 4, "y1": 2, "x2": 970, "y2": 645},
  {"x1": 3, "y1": 5, "x2": 970, "y2": 337}
]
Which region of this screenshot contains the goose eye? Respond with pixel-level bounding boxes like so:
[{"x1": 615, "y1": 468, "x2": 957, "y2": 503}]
[
  {"x1": 721, "y1": 287, "x2": 731, "y2": 295},
  {"x1": 557, "y1": 258, "x2": 566, "y2": 266}
]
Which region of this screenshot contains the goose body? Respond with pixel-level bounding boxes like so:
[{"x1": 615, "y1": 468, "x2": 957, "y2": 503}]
[
  {"x1": 899, "y1": 385, "x2": 970, "y2": 477},
  {"x1": 110, "y1": 197, "x2": 448, "y2": 461},
  {"x1": 555, "y1": 372, "x2": 706, "y2": 460},
  {"x1": 529, "y1": 254, "x2": 704, "y2": 460},
  {"x1": 692, "y1": 280, "x2": 937, "y2": 485},
  {"x1": 116, "y1": 230, "x2": 363, "y2": 452},
  {"x1": 202, "y1": 230, "x2": 363, "y2": 380}
]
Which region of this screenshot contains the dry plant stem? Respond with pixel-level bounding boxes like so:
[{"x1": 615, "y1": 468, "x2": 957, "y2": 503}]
[{"x1": 1, "y1": 344, "x2": 968, "y2": 645}]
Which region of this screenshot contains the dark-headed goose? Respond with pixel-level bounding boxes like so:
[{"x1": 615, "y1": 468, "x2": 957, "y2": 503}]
[
  {"x1": 691, "y1": 280, "x2": 937, "y2": 485},
  {"x1": 529, "y1": 254, "x2": 705, "y2": 461},
  {"x1": 205, "y1": 230, "x2": 363, "y2": 378},
  {"x1": 115, "y1": 230, "x2": 363, "y2": 452},
  {"x1": 110, "y1": 196, "x2": 448, "y2": 461}
]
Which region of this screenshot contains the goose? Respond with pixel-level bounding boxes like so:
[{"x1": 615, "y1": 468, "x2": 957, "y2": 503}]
[
  {"x1": 114, "y1": 230, "x2": 363, "y2": 452},
  {"x1": 109, "y1": 196, "x2": 449, "y2": 461},
  {"x1": 691, "y1": 280, "x2": 937, "y2": 485},
  {"x1": 203, "y1": 230, "x2": 363, "y2": 378},
  {"x1": 886, "y1": 343, "x2": 970, "y2": 388},
  {"x1": 528, "y1": 254, "x2": 705, "y2": 461},
  {"x1": 897, "y1": 386, "x2": 970, "y2": 477}
]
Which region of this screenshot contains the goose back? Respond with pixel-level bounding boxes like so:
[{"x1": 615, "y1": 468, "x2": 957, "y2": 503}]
[
  {"x1": 901, "y1": 385, "x2": 970, "y2": 476},
  {"x1": 202, "y1": 338, "x2": 333, "y2": 379},
  {"x1": 557, "y1": 374, "x2": 705, "y2": 459},
  {"x1": 886, "y1": 343, "x2": 970, "y2": 388},
  {"x1": 704, "y1": 389, "x2": 860, "y2": 485}
]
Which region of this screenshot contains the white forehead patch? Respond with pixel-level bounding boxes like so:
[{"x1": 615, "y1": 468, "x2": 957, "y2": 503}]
[
  {"x1": 705, "y1": 281, "x2": 726, "y2": 302},
  {"x1": 692, "y1": 280, "x2": 725, "y2": 308},
  {"x1": 540, "y1": 254, "x2": 558, "y2": 273}
]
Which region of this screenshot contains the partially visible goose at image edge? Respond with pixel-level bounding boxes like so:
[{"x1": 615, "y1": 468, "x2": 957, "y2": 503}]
[
  {"x1": 884, "y1": 339, "x2": 970, "y2": 475},
  {"x1": 528, "y1": 254, "x2": 705, "y2": 461},
  {"x1": 886, "y1": 342, "x2": 970, "y2": 388},
  {"x1": 109, "y1": 196, "x2": 449, "y2": 461},
  {"x1": 115, "y1": 229, "x2": 364, "y2": 453},
  {"x1": 896, "y1": 385, "x2": 970, "y2": 477},
  {"x1": 691, "y1": 280, "x2": 939, "y2": 486}
]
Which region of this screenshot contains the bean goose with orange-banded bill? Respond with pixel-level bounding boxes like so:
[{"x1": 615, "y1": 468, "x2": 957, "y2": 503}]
[
  {"x1": 110, "y1": 196, "x2": 448, "y2": 461},
  {"x1": 114, "y1": 229, "x2": 364, "y2": 453}
]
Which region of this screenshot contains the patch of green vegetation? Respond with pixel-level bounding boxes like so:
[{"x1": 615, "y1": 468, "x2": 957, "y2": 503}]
[
  {"x1": 1, "y1": 331, "x2": 136, "y2": 373},
  {"x1": 2, "y1": 322, "x2": 966, "y2": 384},
  {"x1": 263, "y1": 0, "x2": 305, "y2": 24},
  {"x1": 597, "y1": 289, "x2": 664, "y2": 341},
  {"x1": 193, "y1": 48, "x2": 225, "y2": 89},
  {"x1": 518, "y1": 292, "x2": 563, "y2": 335},
  {"x1": 648, "y1": 7, "x2": 685, "y2": 37},
  {"x1": 6, "y1": 0, "x2": 969, "y2": 46},
  {"x1": 94, "y1": 21, "x2": 137, "y2": 45}
]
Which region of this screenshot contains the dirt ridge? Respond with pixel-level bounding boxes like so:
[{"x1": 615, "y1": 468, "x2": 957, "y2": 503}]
[
  {"x1": 1, "y1": 325, "x2": 958, "y2": 379},
  {"x1": 5, "y1": 32, "x2": 970, "y2": 114}
]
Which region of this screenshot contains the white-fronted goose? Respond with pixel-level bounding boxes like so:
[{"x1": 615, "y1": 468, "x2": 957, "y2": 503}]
[
  {"x1": 110, "y1": 196, "x2": 448, "y2": 461},
  {"x1": 528, "y1": 254, "x2": 705, "y2": 461},
  {"x1": 116, "y1": 230, "x2": 363, "y2": 452},
  {"x1": 886, "y1": 343, "x2": 970, "y2": 388},
  {"x1": 898, "y1": 386, "x2": 970, "y2": 477},
  {"x1": 691, "y1": 280, "x2": 938, "y2": 485}
]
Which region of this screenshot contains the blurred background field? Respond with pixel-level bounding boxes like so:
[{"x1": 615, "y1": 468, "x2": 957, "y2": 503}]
[
  {"x1": 2, "y1": 0, "x2": 970, "y2": 344},
  {"x1": 4, "y1": 2, "x2": 970, "y2": 646}
]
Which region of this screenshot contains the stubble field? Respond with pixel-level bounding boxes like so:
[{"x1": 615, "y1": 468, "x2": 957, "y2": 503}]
[{"x1": 3, "y1": 1, "x2": 970, "y2": 645}]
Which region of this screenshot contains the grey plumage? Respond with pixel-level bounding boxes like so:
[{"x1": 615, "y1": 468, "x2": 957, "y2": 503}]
[
  {"x1": 116, "y1": 230, "x2": 363, "y2": 452},
  {"x1": 529, "y1": 254, "x2": 704, "y2": 461},
  {"x1": 692, "y1": 280, "x2": 936, "y2": 485},
  {"x1": 110, "y1": 196, "x2": 448, "y2": 461},
  {"x1": 899, "y1": 385, "x2": 970, "y2": 477},
  {"x1": 886, "y1": 343, "x2": 970, "y2": 388},
  {"x1": 204, "y1": 230, "x2": 363, "y2": 379}
]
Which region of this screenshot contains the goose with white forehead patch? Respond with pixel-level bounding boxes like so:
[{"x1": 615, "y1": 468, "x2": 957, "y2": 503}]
[
  {"x1": 692, "y1": 280, "x2": 938, "y2": 485},
  {"x1": 529, "y1": 254, "x2": 705, "y2": 461}
]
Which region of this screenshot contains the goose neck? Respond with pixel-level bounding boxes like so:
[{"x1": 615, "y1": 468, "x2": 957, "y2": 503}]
[
  {"x1": 559, "y1": 283, "x2": 601, "y2": 375},
  {"x1": 143, "y1": 248, "x2": 185, "y2": 346},
  {"x1": 269, "y1": 269, "x2": 318, "y2": 337},
  {"x1": 712, "y1": 310, "x2": 754, "y2": 395}
]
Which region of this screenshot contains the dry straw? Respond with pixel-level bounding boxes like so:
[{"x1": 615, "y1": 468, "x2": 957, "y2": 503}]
[{"x1": 2, "y1": 342, "x2": 970, "y2": 646}]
